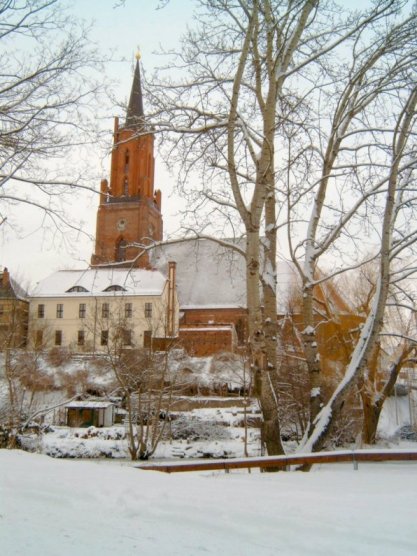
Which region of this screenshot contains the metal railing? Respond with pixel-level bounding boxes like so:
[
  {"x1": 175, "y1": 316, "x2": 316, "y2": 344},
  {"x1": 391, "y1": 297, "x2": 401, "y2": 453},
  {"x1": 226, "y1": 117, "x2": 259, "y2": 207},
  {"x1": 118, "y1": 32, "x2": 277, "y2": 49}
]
[{"x1": 136, "y1": 448, "x2": 417, "y2": 473}]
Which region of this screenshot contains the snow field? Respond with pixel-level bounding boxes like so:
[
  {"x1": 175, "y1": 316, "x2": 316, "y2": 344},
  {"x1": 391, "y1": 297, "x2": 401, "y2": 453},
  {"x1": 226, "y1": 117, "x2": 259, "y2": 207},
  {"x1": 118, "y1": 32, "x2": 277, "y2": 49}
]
[{"x1": 2, "y1": 450, "x2": 417, "y2": 556}]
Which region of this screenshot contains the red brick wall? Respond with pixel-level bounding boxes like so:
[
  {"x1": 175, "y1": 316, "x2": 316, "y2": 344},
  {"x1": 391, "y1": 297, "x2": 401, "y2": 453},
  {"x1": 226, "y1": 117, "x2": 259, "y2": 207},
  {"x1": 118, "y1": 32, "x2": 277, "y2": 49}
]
[
  {"x1": 178, "y1": 324, "x2": 236, "y2": 356},
  {"x1": 110, "y1": 125, "x2": 156, "y2": 201},
  {"x1": 91, "y1": 117, "x2": 162, "y2": 269},
  {"x1": 91, "y1": 199, "x2": 162, "y2": 268},
  {"x1": 181, "y1": 307, "x2": 248, "y2": 345},
  {"x1": 147, "y1": 326, "x2": 237, "y2": 356}
]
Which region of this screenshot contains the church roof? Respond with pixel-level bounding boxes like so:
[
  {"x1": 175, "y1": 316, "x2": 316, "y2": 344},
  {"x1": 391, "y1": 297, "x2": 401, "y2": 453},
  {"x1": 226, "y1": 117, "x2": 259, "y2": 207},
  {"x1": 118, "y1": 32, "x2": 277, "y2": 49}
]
[
  {"x1": 150, "y1": 238, "x2": 298, "y2": 312},
  {"x1": 125, "y1": 59, "x2": 145, "y2": 129},
  {"x1": 31, "y1": 268, "x2": 166, "y2": 298}
]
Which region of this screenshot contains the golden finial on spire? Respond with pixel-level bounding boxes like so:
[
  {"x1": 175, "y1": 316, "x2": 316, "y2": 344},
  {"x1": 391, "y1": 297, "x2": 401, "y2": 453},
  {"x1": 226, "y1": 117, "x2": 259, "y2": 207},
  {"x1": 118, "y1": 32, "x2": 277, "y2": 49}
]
[{"x1": 135, "y1": 48, "x2": 141, "y2": 61}]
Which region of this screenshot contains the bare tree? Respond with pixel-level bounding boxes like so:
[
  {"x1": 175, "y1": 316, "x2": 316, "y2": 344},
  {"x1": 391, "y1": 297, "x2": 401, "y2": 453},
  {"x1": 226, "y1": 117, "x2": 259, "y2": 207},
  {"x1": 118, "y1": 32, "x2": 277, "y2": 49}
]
[
  {"x1": 341, "y1": 263, "x2": 417, "y2": 444},
  {"x1": 0, "y1": 274, "x2": 78, "y2": 445},
  {"x1": 284, "y1": 6, "x2": 417, "y2": 427},
  {"x1": 142, "y1": 0, "x2": 414, "y2": 456},
  {"x1": 92, "y1": 301, "x2": 177, "y2": 460},
  {"x1": 0, "y1": 0, "x2": 107, "y2": 234},
  {"x1": 1, "y1": 343, "x2": 57, "y2": 447},
  {"x1": 106, "y1": 346, "x2": 175, "y2": 460},
  {"x1": 296, "y1": 80, "x2": 417, "y2": 454},
  {"x1": 146, "y1": 0, "x2": 323, "y2": 455}
]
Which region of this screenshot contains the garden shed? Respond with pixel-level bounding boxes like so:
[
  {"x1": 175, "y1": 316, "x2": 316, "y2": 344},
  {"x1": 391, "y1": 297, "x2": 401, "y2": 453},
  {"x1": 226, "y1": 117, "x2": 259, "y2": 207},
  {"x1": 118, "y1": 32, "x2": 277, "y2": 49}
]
[{"x1": 66, "y1": 401, "x2": 115, "y2": 428}]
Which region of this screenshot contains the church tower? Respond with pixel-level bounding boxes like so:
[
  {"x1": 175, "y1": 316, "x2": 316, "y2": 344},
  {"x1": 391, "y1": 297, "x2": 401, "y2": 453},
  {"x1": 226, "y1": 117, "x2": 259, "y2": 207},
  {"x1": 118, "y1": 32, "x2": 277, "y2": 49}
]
[{"x1": 91, "y1": 56, "x2": 163, "y2": 268}]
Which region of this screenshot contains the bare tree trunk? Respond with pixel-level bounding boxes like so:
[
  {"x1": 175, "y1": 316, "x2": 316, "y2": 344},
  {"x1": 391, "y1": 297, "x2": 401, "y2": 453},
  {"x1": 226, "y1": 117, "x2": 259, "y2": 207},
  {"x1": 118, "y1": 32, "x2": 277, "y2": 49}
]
[
  {"x1": 125, "y1": 391, "x2": 139, "y2": 461},
  {"x1": 361, "y1": 398, "x2": 383, "y2": 445},
  {"x1": 301, "y1": 283, "x2": 323, "y2": 424},
  {"x1": 360, "y1": 346, "x2": 411, "y2": 444},
  {"x1": 4, "y1": 348, "x2": 19, "y2": 448},
  {"x1": 261, "y1": 160, "x2": 285, "y2": 455}
]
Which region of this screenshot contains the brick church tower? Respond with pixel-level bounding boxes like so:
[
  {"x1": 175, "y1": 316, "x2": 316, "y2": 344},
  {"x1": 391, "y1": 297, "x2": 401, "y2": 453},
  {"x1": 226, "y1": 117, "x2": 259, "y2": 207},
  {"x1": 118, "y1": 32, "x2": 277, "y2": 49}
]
[{"x1": 91, "y1": 55, "x2": 163, "y2": 268}]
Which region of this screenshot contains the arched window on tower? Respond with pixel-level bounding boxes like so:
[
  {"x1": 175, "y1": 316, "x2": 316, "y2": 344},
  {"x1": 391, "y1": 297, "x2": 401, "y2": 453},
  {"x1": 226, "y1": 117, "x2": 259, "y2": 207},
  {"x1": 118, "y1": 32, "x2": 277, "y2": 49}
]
[
  {"x1": 124, "y1": 150, "x2": 130, "y2": 173},
  {"x1": 116, "y1": 238, "x2": 127, "y2": 262},
  {"x1": 123, "y1": 177, "x2": 128, "y2": 196}
]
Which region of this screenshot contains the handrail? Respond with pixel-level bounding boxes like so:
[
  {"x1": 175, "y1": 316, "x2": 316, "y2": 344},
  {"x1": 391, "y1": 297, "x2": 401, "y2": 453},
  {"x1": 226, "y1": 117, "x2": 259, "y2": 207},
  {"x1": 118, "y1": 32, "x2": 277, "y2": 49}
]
[{"x1": 136, "y1": 449, "x2": 417, "y2": 473}]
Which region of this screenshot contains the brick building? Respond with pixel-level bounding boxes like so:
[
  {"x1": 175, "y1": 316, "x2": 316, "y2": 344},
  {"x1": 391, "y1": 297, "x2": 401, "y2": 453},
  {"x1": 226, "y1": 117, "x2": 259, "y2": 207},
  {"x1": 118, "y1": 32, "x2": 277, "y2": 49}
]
[
  {"x1": 150, "y1": 239, "x2": 298, "y2": 355},
  {"x1": 15, "y1": 57, "x2": 357, "y2": 358},
  {"x1": 0, "y1": 268, "x2": 28, "y2": 350},
  {"x1": 87, "y1": 58, "x2": 298, "y2": 356},
  {"x1": 25, "y1": 58, "x2": 351, "y2": 357}
]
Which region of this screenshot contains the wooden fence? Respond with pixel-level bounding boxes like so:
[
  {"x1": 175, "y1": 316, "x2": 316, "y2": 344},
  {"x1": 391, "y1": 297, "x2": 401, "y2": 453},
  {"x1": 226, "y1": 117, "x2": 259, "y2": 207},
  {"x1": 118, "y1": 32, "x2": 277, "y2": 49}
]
[{"x1": 137, "y1": 449, "x2": 417, "y2": 473}]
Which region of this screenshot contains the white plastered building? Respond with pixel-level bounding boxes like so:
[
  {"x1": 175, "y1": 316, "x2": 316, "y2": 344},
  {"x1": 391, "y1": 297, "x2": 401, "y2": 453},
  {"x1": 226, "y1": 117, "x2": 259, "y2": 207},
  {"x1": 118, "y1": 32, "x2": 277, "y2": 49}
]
[{"x1": 28, "y1": 265, "x2": 178, "y2": 352}]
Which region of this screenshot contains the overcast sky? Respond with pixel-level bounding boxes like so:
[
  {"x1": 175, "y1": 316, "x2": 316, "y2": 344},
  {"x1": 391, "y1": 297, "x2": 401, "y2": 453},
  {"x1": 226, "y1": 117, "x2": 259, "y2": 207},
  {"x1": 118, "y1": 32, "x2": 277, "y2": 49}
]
[
  {"x1": 1, "y1": 0, "x2": 193, "y2": 287},
  {"x1": 0, "y1": 0, "x2": 375, "y2": 288}
]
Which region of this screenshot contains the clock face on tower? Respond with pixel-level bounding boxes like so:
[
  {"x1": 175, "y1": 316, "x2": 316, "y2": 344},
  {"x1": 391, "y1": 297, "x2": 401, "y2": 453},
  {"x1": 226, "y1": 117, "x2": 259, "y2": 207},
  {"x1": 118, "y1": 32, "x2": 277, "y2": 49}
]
[{"x1": 117, "y1": 218, "x2": 127, "y2": 231}]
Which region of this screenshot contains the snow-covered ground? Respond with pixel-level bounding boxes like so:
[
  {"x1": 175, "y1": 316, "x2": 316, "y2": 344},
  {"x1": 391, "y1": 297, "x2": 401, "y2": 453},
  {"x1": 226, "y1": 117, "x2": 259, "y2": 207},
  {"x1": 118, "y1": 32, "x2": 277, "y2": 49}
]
[
  {"x1": 2, "y1": 351, "x2": 417, "y2": 554},
  {"x1": 19, "y1": 401, "x2": 262, "y2": 460},
  {"x1": 1, "y1": 449, "x2": 417, "y2": 555},
  {"x1": 20, "y1": 422, "x2": 261, "y2": 460},
  {"x1": 15, "y1": 392, "x2": 412, "y2": 461}
]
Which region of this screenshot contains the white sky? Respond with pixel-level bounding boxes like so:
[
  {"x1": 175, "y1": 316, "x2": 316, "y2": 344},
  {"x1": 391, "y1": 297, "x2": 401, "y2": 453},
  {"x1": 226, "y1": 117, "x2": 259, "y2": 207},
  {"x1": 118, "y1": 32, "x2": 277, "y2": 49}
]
[
  {"x1": 1, "y1": 0, "x2": 194, "y2": 288},
  {"x1": 0, "y1": 0, "x2": 377, "y2": 289}
]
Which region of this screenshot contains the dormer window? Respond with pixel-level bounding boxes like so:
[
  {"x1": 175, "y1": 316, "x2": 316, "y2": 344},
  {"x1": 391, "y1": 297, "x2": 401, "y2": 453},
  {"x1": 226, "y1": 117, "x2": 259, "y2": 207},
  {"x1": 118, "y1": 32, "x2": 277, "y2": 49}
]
[
  {"x1": 103, "y1": 285, "x2": 127, "y2": 292},
  {"x1": 66, "y1": 286, "x2": 89, "y2": 293}
]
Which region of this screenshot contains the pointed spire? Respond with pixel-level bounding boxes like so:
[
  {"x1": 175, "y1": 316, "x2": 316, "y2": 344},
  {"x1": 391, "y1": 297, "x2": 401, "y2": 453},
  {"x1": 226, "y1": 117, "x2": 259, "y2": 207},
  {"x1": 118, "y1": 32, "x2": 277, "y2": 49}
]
[{"x1": 125, "y1": 54, "x2": 145, "y2": 129}]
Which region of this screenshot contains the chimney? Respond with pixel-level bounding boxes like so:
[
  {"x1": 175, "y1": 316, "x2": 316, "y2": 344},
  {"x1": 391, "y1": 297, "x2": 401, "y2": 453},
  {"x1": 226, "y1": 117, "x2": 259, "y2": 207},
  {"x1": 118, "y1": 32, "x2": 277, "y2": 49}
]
[
  {"x1": 2, "y1": 267, "x2": 10, "y2": 289},
  {"x1": 167, "y1": 261, "x2": 177, "y2": 337}
]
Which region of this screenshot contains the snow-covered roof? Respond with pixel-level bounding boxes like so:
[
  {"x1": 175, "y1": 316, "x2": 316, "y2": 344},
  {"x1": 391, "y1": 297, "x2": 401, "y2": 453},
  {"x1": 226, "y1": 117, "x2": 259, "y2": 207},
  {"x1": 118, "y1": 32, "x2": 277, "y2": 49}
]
[
  {"x1": 10, "y1": 277, "x2": 28, "y2": 301},
  {"x1": 150, "y1": 239, "x2": 298, "y2": 312},
  {"x1": 151, "y1": 239, "x2": 246, "y2": 309},
  {"x1": 31, "y1": 268, "x2": 167, "y2": 298},
  {"x1": 66, "y1": 401, "x2": 114, "y2": 409}
]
